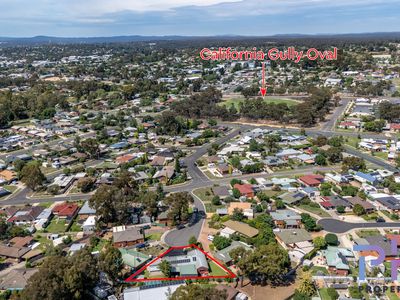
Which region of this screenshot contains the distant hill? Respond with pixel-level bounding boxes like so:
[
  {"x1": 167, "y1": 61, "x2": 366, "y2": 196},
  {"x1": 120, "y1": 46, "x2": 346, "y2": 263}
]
[{"x1": 0, "y1": 32, "x2": 399, "y2": 45}]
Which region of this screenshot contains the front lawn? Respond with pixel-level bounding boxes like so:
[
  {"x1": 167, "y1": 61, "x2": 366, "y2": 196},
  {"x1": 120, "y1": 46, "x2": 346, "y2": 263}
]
[
  {"x1": 357, "y1": 229, "x2": 380, "y2": 238},
  {"x1": 3, "y1": 185, "x2": 18, "y2": 193},
  {"x1": 298, "y1": 204, "x2": 330, "y2": 217}
]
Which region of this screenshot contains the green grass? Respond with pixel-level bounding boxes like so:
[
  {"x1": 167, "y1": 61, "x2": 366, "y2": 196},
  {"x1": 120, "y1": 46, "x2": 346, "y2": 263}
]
[
  {"x1": 46, "y1": 218, "x2": 68, "y2": 233},
  {"x1": 193, "y1": 187, "x2": 214, "y2": 202},
  {"x1": 69, "y1": 219, "x2": 82, "y2": 232},
  {"x1": 220, "y1": 97, "x2": 300, "y2": 110},
  {"x1": 361, "y1": 212, "x2": 378, "y2": 221},
  {"x1": 204, "y1": 203, "x2": 225, "y2": 213},
  {"x1": 357, "y1": 229, "x2": 380, "y2": 238},
  {"x1": 209, "y1": 261, "x2": 228, "y2": 276},
  {"x1": 374, "y1": 151, "x2": 388, "y2": 160},
  {"x1": 344, "y1": 136, "x2": 360, "y2": 148},
  {"x1": 298, "y1": 204, "x2": 330, "y2": 217},
  {"x1": 310, "y1": 266, "x2": 328, "y2": 275},
  {"x1": 92, "y1": 239, "x2": 109, "y2": 252},
  {"x1": 381, "y1": 210, "x2": 399, "y2": 221},
  {"x1": 3, "y1": 185, "x2": 17, "y2": 193},
  {"x1": 387, "y1": 291, "x2": 400, "y2": 300},
  {"x1": 146, "y1": 233, "x2": 162, "y2": 241},
  {"x1": 319, "y1": 288, "x2": 336, "y2": 300}
]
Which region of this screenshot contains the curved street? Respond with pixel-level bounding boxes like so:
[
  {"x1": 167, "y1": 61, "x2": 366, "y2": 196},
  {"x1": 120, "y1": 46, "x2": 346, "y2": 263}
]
[{"x1": 318, "y1": 218, "x2": 400, "y2": 234}]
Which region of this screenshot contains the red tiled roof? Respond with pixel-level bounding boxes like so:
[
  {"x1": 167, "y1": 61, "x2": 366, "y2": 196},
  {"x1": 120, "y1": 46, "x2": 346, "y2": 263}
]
[
  {"x1": 298, "y1": 174, "x2": 324, "y2": 186},
  {"x1": 390, "y1": 124, "x2": 400, "y2": 130},
  {"x1": 320, "y1": 201, "x2": 334, "y2": 208},
  {"x1": 233, "y1": 183, "x2": 254, "y2": 195},
  {"x1": 53, "y1": 203, "x2": 79, "y2": 217}
]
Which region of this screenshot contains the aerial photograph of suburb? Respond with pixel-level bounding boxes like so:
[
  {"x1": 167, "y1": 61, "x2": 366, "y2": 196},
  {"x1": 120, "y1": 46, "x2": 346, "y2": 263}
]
[{"x1": 0, "y1": 1, "x2": 400, "y2": 299}]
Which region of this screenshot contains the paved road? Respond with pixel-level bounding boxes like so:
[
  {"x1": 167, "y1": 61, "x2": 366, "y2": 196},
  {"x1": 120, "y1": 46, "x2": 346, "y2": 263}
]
[
  {"x1": 164, "y1": 192, "x2": 206, "y2": 246},
  {"x1": 318, "y1": 218, "x2": 400, "y2": 233},
  {"x1": 320, "y1": 98, "x2": 351, "y2": 131}
]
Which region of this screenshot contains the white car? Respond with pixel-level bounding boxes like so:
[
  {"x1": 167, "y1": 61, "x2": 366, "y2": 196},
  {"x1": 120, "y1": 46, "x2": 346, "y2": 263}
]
[{"x1": 207, "y1": 235, "x2": 214, "y2": 241}]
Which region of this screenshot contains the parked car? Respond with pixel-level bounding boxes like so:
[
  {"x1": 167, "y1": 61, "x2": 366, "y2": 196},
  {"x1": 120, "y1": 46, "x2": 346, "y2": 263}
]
[
  {"x1": 376, "y1": 217, "x2": 386, "y2": 223},
  {"x1": 207, "y1": 235, "x2": 214, "y2": 241}
]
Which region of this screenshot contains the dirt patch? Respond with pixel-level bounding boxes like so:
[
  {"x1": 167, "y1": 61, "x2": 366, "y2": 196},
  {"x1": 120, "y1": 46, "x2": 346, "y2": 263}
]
[{"x1": 237, "y1": 280, "x2": 298, "y2": 300}]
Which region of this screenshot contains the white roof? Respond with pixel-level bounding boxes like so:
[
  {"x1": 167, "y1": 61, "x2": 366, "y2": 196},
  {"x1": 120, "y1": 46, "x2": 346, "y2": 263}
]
[
  {"x1": 123, "y1": 284, "x2": 183, "y2": 300},
  {"x1": 221, "y1": 227, "x2": 236, "y2": 235}
]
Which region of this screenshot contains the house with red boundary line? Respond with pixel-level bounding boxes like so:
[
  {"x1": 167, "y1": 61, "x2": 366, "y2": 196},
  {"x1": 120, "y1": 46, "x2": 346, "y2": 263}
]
[{"x1": 125, "y1": 244, "x2": 235, "y2": 282}]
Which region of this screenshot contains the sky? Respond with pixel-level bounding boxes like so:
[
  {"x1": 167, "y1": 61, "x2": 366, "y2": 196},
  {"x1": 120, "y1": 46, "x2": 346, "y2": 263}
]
[{"x1": 0, "y1": 0, "x2": 400, "y2": 37}]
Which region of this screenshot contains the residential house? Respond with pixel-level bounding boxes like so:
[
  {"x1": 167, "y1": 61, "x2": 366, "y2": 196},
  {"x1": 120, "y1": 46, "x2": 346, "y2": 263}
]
[
  {"x1": 112, "y1": 226, "x2": 145, "y2": 248},
  {"x1": 82, "y1": 216, "x2": 97, "y2": 233},
  {"x1": 212, "y1": 186, "x2": 230, "y2": 199},
  {"x1": 77, "y1": 201, "x2": 96, "y2": 221},
  {"x1": 298, "y1": 174, "x2": 324, "y2": 187},
  {"x1": 216, "y1": 163, "x2": 230, "y2": 176},
  {"x1": 0, "y1": 245, "x2": 30, "y2": 261},
  {"x1": 52, "y1": 202, "x2": 79, "y2": 220},
  {"x1": 120, "y1": 248, "x2": 151, "y2": 270},
  {"x1": 123, "y1": 283, "x2": 183, "y2": 300},
  {"x1": 153, "y1": 166, "x2": 174, "y2": 183},
  {"x1": 233, "y1": 184, "x2": 255, "y2": 198},
  {"x1": 214, "y1": 241, "x2": 252, "y2": 266},
  {"x1": 227, "y1": 202, "x2": 253, "y2": 219},
  {"x1": 274, "y1": 229, "x2": 312, "y2": 251},
  {"x1": 0, "y1": 268, "x2": 38, "y2": 290},
  {"x1": 279, "y1": 191, "x2": 306, "y2": 205},
  {"x1": 222, "y1": 220, "x2": 259, "y2": 238},
  {"x1": 270, "y1": 209, "x2": 301, "y2": 229},
  {"x1": 163, "y1": 248, "x2": 209, "y2": 276},
  {"x1": 320, "y1": 246, "x2": 354, "y2": 276},
  {"x1": 7, "y1": 206, "x2": 45, "y2": 225},
  {"x1": 320, "y1": 196, "x2": 351, "y2": 211},
  {"x1": 346, "y1": 196, "x2": 375, "y2": 213},
  {"x1": 0, "y1": 170, "x2": 17, "y2": 184}
]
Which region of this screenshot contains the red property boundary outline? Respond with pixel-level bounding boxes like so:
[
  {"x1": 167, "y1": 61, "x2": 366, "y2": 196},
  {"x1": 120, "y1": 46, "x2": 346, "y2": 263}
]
[{"x1": 125, "y1": 244, "x2": 236, "y2": 282}]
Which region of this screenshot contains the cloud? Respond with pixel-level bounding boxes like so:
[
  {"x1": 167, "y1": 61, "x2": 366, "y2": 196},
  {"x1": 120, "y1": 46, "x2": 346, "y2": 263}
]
[{"x1": 0, "y1": 0, "x2": 399, "y2": 36}]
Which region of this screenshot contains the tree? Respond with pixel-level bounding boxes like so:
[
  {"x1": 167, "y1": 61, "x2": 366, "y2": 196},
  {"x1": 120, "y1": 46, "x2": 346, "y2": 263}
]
[
  {"x1": 297, "y1": 271, "x2": 316, "y2": 297},
  {"x1": 343, "y1": 156, "x2": 366, "y2": 171},
  {"x1": 275, "y1": 199, "x2": 286, "y2": 209},
  {"x1": 301, "y1": 213, "x2": 321, "y2": 231},
  {"x1": 325, "y1": 233, "x2": 339, "y2": 246},
  {"x1": 211, "y1": 196, "x2": 221, "y2": 206},
  {"x1": 231, "y1": 243, "x2": 290, "y2": 285},
  {"x1": 213, "y1": 235, "x2": 232, "y2": 250},
  {"x1": 336, "y1": 205, "x2": 345, "y2": 214},
  {"x1": 77, "y1": 177, "x2": 95, "y2": 193},
  {"x1": 141, "y1": 191, "x2": 159, "y2": 222},
  {"x1": 231, "y1": 208, "x2": 245, "y2": 221},
  {"x1": 21, "y1": 248, "x2": 98, "y2": 300},
  {"x1": 158, "y1": 260, "x2": 171, "y2": 278},
  {"x1": 315, "y1": 154, "x2": 326, "y2": 166},
  {"x1": 313, "y1": 236, "x2": 327, "y2": 249},
  {"x1": 164, "y1": 192, "x2": 194, "y2": 225},
  {"x1": 170, "y1": 284, "x2": 227, "y2": 300},
  {"x1": 353, "y1": 204, "x2": 366, "y2": 216},
  {"x1": 98, "y1": 244, "x2": 123, "y2": 281},
  {"x1": 188, "y1": 236, "x2": 198, "y2": 245},
  {"x1": 20, "y1": 161, "x2": 46, "y2": 191},
  {"x1": 80, "y1": 138, "x2": 100, "y2": 159},
  {"x1": 232, "y1": 188, "x2": 241, "y2": 199},
  {"x1": 89, "y1": 172, "x2": 138, "y2": 224}
]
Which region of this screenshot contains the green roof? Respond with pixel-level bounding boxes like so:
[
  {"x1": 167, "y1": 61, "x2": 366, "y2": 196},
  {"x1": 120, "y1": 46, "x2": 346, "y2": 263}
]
[
  {"x1": 120, "y1": 248, "x2": 150, "y2": 268},
  {"x1": 321, "y1": 246, "x2": 351, "y2": 270},
  {"x1": 275, "y1": 229, "x2": 312, "y2": 245},
  {"x1": 177, "y1": 264, "x2": 197, "y2": 276}
]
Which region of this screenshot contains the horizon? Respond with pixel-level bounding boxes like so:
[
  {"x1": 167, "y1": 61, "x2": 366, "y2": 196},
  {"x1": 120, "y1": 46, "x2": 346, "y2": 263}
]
[
  {"x1": 1, "y1": 31, "x2": 400, "y2": 39},
  {"x1": 1, "y1": 0, "x2": 400, "y2": 37}
]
